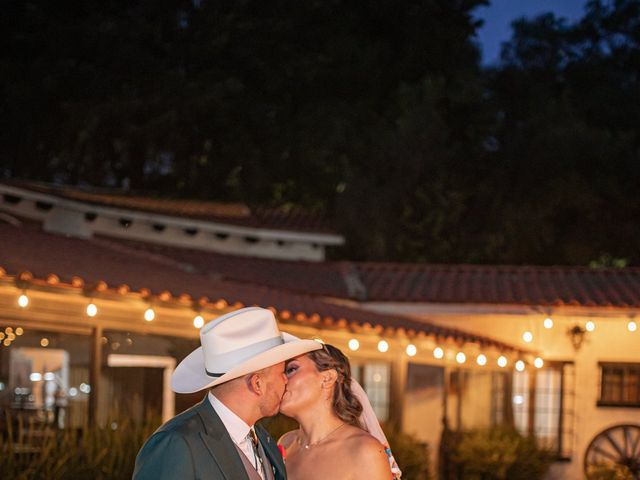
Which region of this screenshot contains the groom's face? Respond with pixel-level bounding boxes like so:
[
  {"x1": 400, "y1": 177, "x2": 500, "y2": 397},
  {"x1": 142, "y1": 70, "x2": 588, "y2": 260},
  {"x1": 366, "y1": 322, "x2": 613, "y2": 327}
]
[{"x1": 258, "y1": 362, "x2": 288, "y2": 417}]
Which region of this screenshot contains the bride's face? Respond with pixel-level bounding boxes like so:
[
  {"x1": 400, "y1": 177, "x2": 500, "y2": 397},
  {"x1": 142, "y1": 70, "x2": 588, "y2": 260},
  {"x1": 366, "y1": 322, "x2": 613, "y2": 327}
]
[{"x1": 279, "y1": 354, "x2": 324, "y2": 417}]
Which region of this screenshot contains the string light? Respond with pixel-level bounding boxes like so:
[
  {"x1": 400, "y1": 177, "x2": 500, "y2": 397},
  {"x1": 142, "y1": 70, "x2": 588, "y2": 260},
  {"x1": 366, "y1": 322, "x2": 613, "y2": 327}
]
[
  {"x1": 534, "y1": 357, "x2": 544, "y2": 368},
  {"x1": 522, "y1": 331, "x2": 533, "y2": 343},
  {"x1": 585, "y1": 321, "x2": 595, "y2": 332},
  {"x1": 476, "y1": 354, "x2": 487, "y2": 366},
  {"x1": 193, "y1": 315, "x2": 204, "y2": 328},
  {"x1": 497, "y1": 355, "x2": 508, "y2": 368},
  {"x1": 406, "y1": 344, "x2": 417, "y2": 357},
  {"x1": 543, "y1": 317, "x2": 554, "y2": 329},
  {"x1": 433, "y1": 347, "x2": 444, "y2": 359},
  {"x1": 86, "y1": 303, "x2": 98, "y2": 317},
  {"x1": 377, "y1": 340, "x2": 389, "y2": 353},
  {"x1": 515, "y1": 360, "x2": 525, "y2": 372},
  {"x1": 18, "y1": 294, "x2": 29, "y2": 308},
  {"x1": 348, "y1": 339, "x2": 360, "y2": 351},
  {"x1": 456, "y1": 352, "x2": 466, "y2": 364},
  {"x1": 144, "y1": 308, "x2": 155, "y2": 322}
]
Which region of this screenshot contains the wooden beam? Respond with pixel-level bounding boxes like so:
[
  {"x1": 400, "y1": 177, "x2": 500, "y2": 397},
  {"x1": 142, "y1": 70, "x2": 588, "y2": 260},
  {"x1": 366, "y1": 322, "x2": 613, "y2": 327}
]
[{"x1": 88, "y1": 325, "x2": 102, "y2": 425}]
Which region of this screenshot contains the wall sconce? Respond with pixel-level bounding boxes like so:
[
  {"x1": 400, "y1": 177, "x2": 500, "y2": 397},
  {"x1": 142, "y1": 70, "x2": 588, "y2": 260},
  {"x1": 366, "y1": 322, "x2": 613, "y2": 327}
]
[{"x1": 567, "y1": 324, "x2": 587, "y2": 350}]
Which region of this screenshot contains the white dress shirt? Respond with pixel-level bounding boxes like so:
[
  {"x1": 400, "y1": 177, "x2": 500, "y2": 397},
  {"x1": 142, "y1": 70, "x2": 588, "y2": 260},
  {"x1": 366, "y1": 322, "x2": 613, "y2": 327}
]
[{"x1": 208, "y1": 392, "x2": 264, "y2": 479}]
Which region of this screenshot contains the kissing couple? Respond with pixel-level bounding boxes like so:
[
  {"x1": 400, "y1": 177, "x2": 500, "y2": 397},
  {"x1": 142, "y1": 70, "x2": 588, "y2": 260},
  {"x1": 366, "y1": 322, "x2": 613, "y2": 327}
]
[{"x1": 134, "y1": 307, "x2": 402, "y2": 479}]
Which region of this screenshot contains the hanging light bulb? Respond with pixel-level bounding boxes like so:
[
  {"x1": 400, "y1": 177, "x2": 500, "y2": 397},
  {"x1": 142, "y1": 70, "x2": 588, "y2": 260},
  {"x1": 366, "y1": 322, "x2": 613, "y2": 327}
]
[
  {"x1": 377, "y1": 340, "x2": 389, "y2": 353},
  {"x1": 193, "y1": 315, "x2": 204, "y2": 328},
  {"x1": 18, "y1": 294, "x2": 29, "y2": 308},
  {"x1": 86, "y1": 303, "x2": 98, "y2": 317},
  {"x1": 433, "y1": 347, "x2": 444, "y2": 359},
  {"x1": 456, "y1": 352, "x2": 466, "y2": 364},
  {"x1": 543, "y1": 317, "x2": 554, "y2": 329},
  {"x1": 534, "y1": 357, "x2": 544, "y2": 368},
  {"x1": 405, "y1": 344, "x2": 417, "y2": 357},
  {"x1": 515, "y1": 360, "x2": 525, "y2": 372},
  {"x1": 522, "y1": 331, "x2": 533, "y2": 343},
  {"x1": 476, "y1": 354, "x2": 487, "y2": 366},
  {"x1": 144, "y1": 308, "x2": 155, "y2": 322},
  {"x1": 348, "y1": 338, "x2": 360, "y2": 351},
  {"x1": 585, "y1": 321, "x2": 595, "y2": 332},
  {"x1": 497, "y1": 355, "x2": 508, "y2": 368}
]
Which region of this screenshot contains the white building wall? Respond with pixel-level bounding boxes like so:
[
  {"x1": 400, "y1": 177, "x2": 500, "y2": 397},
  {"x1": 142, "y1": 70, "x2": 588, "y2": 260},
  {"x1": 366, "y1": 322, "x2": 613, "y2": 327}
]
[{"x1": 363, "y1": 302, "x2": 640, "y2": 480}]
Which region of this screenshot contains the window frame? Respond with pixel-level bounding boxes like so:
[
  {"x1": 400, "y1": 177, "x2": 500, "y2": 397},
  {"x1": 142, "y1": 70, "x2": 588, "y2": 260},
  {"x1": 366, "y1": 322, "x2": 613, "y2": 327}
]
[{"x1": 597, "y1": 362, "x2": 640, "y2": 408}]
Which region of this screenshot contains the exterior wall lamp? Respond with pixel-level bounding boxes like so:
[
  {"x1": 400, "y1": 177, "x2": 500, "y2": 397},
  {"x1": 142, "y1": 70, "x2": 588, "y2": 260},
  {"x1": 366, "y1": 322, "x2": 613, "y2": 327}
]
[{"x1": 567, "y1": 324, "x2": 587, "y2": 350}]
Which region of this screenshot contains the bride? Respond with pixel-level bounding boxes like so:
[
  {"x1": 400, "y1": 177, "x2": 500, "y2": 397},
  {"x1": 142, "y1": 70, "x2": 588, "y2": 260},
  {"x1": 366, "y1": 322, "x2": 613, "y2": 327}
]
[{"x1": 278, "y1": 343, "x2": 401, "y2": 479}]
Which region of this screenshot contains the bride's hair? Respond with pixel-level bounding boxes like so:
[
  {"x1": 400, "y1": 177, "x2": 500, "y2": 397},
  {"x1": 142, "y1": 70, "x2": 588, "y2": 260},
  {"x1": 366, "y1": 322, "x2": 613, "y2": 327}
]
[{"x1": 308, "y1": 344, "x2": 364, "y2": 428}]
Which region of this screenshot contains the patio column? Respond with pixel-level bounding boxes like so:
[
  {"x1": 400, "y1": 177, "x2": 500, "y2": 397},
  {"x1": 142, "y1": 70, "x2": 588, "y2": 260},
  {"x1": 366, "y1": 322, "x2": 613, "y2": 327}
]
[
  {"x1": 388, "y1": 354, "x2": 408, "y2": 428},
  {"x1": 88, "y1": 325, "x2": 102, "y2": 425}
]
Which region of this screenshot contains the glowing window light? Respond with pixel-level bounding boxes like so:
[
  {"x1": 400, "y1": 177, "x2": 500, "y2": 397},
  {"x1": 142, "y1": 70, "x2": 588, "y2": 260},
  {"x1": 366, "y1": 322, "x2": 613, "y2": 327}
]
[
  {"x1": 433, "y1": 347, "x2": 444, "y2": 359},
  {"x1": 348, "y1": 339, "x2": 360, "y2": 351},
  {"x1": 193, "y1": 315, "x2": 204, "y2": 328},
  {"x1": 377, "y1": 340, "x2": 389, "y2": 353},
  {"x1": 456, "y1": 352, "x2": 466, "y2": 364},
  {"x1": 522, "y1": 331, "x2": 533, "y2": 343},
  {"x1": 144, "y1": 308, "x2": 155, "y2": 322},
  {"x1": 534, "y1": 357, "x2": 544, "y2": 369},
  {"x1": 406, "y1": 344, "x2": 417, "y2": 357},
  {"x1": 18, "y1": 294, "x2": 29, "y2": 308},
  {"x1": 628, "y1": 321, "x2": 637, "y2": 332},
  {"x1": 585, "y1": 321, "x2": 595, "y2": 332},
  {"x1": 86, "y1": 303, "x2": 98, "y2": 317},
  {"x1": 515, "y1": 360, "x2": 526, "y2": 372},
  {"x1": 497, "y1": 356, "x2": 508, "y2": 368},
  {"x1": 543, "y1": 317, "x2": 554, "y2": 329},
  {"x1": 476, "y1": 354, "x2": 487, "y2": 366}
]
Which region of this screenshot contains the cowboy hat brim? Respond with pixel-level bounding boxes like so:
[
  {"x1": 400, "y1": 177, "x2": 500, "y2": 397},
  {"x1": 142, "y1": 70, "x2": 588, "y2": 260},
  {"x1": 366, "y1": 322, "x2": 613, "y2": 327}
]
[{"x1": 172, "y1": 333, "x2": 322, "y2": 393}]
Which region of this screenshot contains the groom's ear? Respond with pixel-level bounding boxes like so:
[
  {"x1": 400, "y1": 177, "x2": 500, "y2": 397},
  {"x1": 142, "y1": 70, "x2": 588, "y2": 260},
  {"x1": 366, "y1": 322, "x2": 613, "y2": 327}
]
[{"x1": 248, "y1": 372, "x2": 263, "y2": 396}]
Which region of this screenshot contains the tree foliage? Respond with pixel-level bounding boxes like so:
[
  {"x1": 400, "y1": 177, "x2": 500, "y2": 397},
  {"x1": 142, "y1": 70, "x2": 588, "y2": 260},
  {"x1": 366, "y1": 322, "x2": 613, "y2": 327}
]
[{"x1": 1, "y1": 0, "x2": 639, "y2": 264}]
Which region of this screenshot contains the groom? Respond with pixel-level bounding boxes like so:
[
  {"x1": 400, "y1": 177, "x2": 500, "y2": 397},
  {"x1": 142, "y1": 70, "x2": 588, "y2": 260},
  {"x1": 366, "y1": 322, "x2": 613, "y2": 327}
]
[{"x1": 133, "y1": 307, "x2": 321, "y2": 480}]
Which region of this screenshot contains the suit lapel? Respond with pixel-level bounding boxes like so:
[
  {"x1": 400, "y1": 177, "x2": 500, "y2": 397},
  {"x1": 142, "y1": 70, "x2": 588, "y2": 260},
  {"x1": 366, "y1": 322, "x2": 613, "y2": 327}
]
[
  {"x1": 256, "y1": 425, "x2": 287, "y2": 480},
  {"x1": 195, "y1": 398, "x2": 250, "y2": 480}
]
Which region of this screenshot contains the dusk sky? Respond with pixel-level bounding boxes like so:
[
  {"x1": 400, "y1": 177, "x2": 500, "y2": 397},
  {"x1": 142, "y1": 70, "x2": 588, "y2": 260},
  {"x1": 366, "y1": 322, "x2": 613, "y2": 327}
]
[{"x1": 475, "y1": 0, "x2": 589, "y2": 65}]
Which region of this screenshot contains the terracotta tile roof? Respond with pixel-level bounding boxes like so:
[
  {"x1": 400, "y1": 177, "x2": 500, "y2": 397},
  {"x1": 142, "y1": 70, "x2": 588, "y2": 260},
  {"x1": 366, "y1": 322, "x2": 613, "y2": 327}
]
[
  {"x1": 353, "y1": 263, "x2": 640, "y2": 307},
  {"x1": 0, "y1": 224, "x2": 518, "y2": 350},
  {"x1": 109, "y1": 241, "x2": 640, "y2": 308},
  {"x1": 1, "y1": 180, "x2": 337, "y2": 234}
]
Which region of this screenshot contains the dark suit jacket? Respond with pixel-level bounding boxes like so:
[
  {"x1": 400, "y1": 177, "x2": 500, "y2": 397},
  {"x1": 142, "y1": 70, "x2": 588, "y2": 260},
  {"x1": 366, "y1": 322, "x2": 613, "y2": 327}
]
[{"x1": 133, "y1": 397, "x2": 287, "y2": 480}]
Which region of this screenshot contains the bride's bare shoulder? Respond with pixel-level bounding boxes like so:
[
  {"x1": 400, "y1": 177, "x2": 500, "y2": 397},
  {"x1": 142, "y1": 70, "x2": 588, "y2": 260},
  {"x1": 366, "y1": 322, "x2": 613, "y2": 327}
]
[
  {"x1": 278, "y1": 429, "x2": 298, "y2": 448},
  {"x1": 343, "y1": 427, "x2": 390, "y2": 477}
]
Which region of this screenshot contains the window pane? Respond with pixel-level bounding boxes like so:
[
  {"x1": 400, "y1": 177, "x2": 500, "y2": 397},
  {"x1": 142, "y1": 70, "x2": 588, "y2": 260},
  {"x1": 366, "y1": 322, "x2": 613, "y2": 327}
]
[
  {"x1": 0, "y1": 326, "x2": 90, "y2": 429},
  {"x1": 362, "y1": 363, "x2": 390, "y2": 421},
  {"x1": 512, "y1": 371, "x2": 529, "y2": 435},
  {"x1": 534, "y1": 369, "x2": 561, "y2": 450}
]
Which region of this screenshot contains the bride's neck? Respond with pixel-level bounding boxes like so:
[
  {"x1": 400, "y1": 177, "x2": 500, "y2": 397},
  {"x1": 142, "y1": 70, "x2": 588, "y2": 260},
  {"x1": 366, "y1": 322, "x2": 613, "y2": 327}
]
[{"x1": 295, "y1": 405, "x2": 343, "y2": 444}]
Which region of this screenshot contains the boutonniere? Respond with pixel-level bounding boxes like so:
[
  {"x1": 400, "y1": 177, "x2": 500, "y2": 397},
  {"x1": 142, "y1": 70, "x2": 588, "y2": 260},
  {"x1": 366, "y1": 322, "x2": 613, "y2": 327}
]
[{"x1": 277, "y1": 444, "x2": 286, "y2": 463}]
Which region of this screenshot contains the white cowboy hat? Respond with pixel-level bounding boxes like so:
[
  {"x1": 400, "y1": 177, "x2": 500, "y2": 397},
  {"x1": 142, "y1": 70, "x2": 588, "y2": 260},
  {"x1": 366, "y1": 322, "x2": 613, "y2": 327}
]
[{"x1": 172, "y1": 307, "x2": 322, "y2": 393}]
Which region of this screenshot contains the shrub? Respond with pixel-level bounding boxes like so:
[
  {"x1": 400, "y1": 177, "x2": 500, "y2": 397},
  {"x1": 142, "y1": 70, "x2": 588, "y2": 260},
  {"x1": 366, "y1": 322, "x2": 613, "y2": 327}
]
[
  {"x1": 586, "y1": 463, "x2": 635, "y2": 480},
  {"x1": 450, "y1": 426, "x2": 554, "y2": 480},
  {"x1": 0, "y1": 412, "x2": 159, "y2": 479}
]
